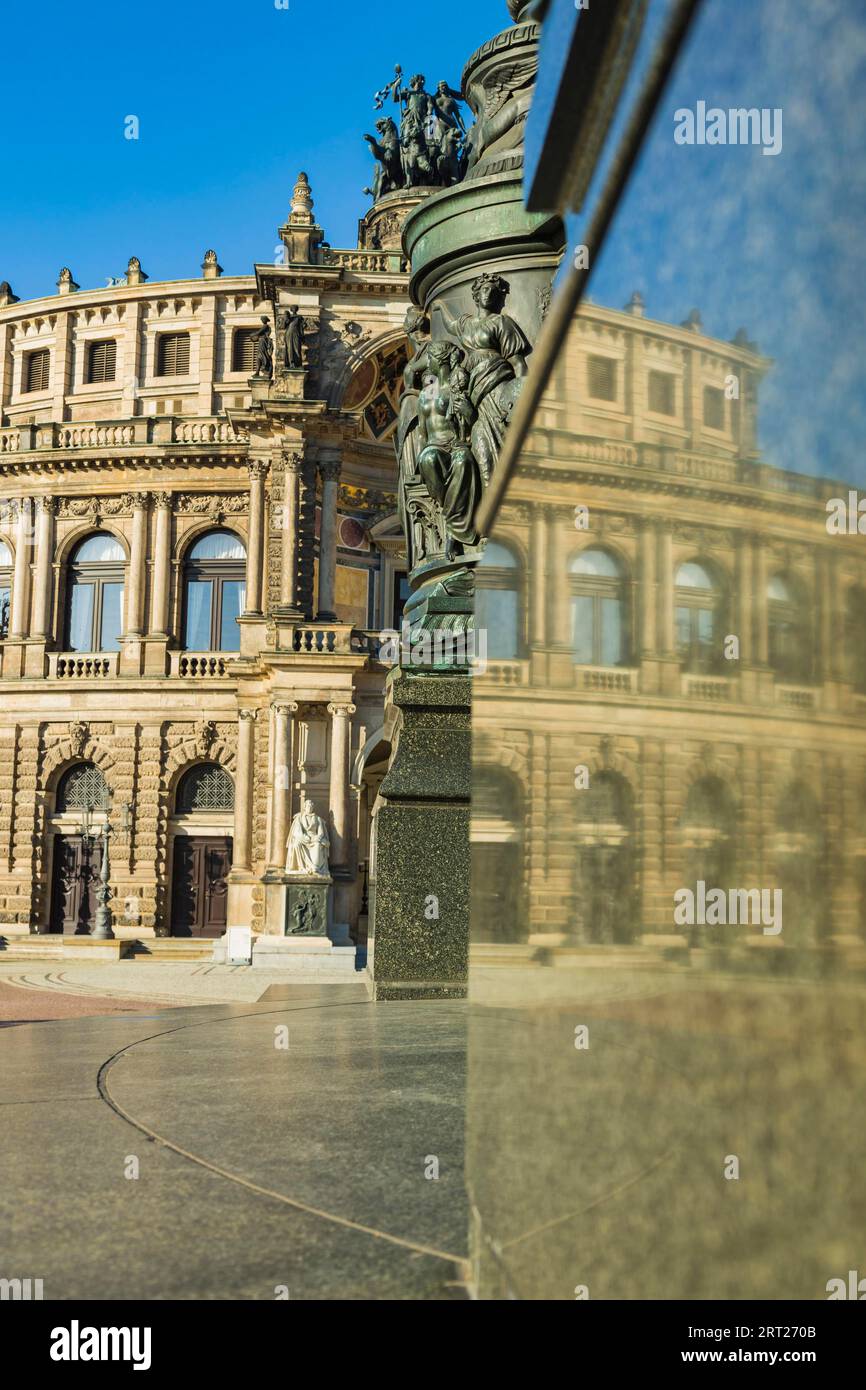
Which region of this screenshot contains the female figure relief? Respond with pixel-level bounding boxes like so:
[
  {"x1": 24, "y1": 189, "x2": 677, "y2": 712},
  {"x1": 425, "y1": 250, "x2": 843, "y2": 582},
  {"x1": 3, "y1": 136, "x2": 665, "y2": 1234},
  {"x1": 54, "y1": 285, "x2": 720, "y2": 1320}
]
[
  {"x1": 416, "y1": 341, "x2": 481, "y2": 553},
  {"x1": 432, "y1": 273, "x2": 530, "y2": 485}
]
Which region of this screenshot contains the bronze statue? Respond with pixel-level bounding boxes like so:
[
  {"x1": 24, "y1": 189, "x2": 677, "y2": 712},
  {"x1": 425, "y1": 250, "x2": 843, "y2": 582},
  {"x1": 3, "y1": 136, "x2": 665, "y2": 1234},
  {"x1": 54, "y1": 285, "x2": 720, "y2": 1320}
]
[
  {"x1": 434, "y1": 80, "x2": 467, "y2": 136},
  {"x1": 363, "y1": 117, "x2": 402, "y2": 199},
  {"x1": 417, "y1": 342, "x2": 482, "y2": 552},
  {"x1": 282, "y1": 305, "x2": 304, "y2": 370},
  {"x1": 432, "y1": 273, "x2": 530, "y2": 485},
  {"x1": 252, "y1": 316, "x2": 273, "y2": 379}
]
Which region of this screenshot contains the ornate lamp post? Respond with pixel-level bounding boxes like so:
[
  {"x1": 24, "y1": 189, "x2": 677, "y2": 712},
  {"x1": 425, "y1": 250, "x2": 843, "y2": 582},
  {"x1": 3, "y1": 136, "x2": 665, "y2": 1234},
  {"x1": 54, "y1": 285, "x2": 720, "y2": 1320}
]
[{"x1": 91, "y1": 819, "x2": 116, "y2": 941}]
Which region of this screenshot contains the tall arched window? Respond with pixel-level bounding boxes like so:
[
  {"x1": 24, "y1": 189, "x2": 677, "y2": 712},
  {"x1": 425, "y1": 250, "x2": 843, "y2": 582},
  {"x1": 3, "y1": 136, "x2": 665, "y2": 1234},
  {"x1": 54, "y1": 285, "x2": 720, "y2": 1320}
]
[
  {"x1": 0, "y1": 539, "x2": 11, "y2": 639},
  {"x1": 847, "y1": 587, "x2": 866, "y2": 694},
  {"x1": 574, "y1": 770, "x2": 634, "y2": 943},
  {"x1": 65, "y1": 533, "x2": 125, "y2": 652},
  {"x1": 175, "y1": 762, "x2": 235, "y2": 813},
  {"x1": 182, "y1": 530, "x2": 246, "y2": 652},
  {"x1": 680, "y1": 775, "x2": 735, "y2": 890},
  {"x1": 570, "y1": 547, "x2": 626, "y2": 666},
  {"x1": 675, "y1": 561, "x2": 720, "y2": 672},
  {"x1": 768, "y1": 574, "x2": 810, "y2": 681},
  {"x1": 476, "y1": 540, "x2": 520, "y2": 659}
]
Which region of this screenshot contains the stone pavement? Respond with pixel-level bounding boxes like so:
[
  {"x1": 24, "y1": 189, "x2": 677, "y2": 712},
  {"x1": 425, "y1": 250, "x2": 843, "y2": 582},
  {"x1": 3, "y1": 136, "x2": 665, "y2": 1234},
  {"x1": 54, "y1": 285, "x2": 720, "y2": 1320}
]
[
  {"x1": 0, "y1": 960, "x2": 364, "y2": 1011},
  {"x1": 0, "y1": 985, "x2": 468, "y2": 1300}
]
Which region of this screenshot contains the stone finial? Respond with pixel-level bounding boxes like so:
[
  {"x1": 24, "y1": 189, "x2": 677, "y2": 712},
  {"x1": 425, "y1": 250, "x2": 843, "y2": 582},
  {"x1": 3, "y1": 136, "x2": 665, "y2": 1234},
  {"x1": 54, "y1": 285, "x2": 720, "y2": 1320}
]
[
  {"x1": 126, "y1": 256, "x2": 148, "y2": 286},
  {"x1": 290, "y1": 171, "x2": 315, "y2": 224},
  {"x1": 682, "y1": 307, "x2": 703, "y2": 332},
  {"x1": 625, "y1": 290, "x2": 644, "y2": 317},
  {"x1": 0, "y1": 281, "x2": 19, "y2": 306},
  {"x1": 201, "y1": 249, "x2": 223, "y2": 279},
  {"x1": 57, "y1": 267, "x2": 79, "y2": 295}
]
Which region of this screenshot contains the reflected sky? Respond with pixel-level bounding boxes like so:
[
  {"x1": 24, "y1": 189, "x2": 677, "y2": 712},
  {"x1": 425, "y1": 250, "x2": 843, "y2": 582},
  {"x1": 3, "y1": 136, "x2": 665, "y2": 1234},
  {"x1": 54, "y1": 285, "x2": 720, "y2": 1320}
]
[{"x1": 556, "y1": 0, "x2": 866, "y2": 483}]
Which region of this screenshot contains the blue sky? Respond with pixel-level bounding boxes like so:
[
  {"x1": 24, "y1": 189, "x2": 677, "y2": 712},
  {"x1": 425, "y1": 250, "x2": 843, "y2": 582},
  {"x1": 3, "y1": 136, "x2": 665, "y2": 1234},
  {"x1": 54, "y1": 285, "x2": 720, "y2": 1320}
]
[
  {"x1": 575, "y1": 0, "x2": 866, "y2": 483},
  {"x1": 0, "y1": 0, "x2": 504, "y2": 300}
]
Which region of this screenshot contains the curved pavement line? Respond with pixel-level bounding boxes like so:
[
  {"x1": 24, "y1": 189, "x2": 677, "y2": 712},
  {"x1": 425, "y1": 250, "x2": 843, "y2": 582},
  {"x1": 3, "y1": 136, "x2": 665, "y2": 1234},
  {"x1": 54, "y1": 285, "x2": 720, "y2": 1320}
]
[{"x1": 95, "y1": 1001, "x2": 470, "y2": 1279}]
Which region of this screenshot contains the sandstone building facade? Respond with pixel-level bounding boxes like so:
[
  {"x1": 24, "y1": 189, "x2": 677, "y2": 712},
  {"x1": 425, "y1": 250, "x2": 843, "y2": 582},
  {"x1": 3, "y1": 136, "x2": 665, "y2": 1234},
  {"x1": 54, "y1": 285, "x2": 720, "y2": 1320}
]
[
  {"x1": 473, "y1": 296, "x2": 866, "y2": 951},
  {"x1": 0, "y1": 176, "x2": 412, "y2": 944}
]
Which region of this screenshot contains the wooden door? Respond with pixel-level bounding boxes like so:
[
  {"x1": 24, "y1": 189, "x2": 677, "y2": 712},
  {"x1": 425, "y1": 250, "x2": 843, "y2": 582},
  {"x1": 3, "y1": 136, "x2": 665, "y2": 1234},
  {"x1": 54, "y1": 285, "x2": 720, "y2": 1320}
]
[
  {"x1": 49, "y1": 834, "x2": 103, "y2": 935},
  {"x1": 171, "y1": 836, "x2": 232, "y2": 937}
]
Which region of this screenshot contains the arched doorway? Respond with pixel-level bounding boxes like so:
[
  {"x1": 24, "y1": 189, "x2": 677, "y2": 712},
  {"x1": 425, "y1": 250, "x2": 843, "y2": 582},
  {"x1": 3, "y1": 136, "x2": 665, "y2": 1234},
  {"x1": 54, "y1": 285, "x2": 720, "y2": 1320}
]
[
  {"x1": 170, "y1": 763, "x2": 234, "y2": 937},
  {"x1": 774, "y1": 781, "x2": 825, "y2": 946},
  {"x1": 680, "y1": 774, "x2": 736, "y2": 891},
  {"x1": 49, "y1": 762, "x2": 110, "y2": 934},
  {"x1": 574, "y1": 771, "x2": 635, "y2": 944},
  {"x1": 471, "y1": 767, "x2": 525, "y2": 943}
]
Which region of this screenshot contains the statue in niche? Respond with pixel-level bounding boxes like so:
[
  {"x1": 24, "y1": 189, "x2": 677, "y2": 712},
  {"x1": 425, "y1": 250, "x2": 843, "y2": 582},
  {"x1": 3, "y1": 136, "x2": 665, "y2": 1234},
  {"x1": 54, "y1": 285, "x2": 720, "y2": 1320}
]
[
  {"x1": 252, "y1": 316, "x2": 273, "y2": 379},
  {"x1": 281, "y1": 305, "x2": 304, "y2": 370},
  {"x1": 285, "y1": 799, "x2": 331, "y2": 877},
  {"x1": 417, "y1": 342, "x2": 481, "y2": 553},
  {"x1": 363, "y1": 118, "x2": 402, "y2": 200},
  {"x1": 432, "y1": 273, "x2": 530, "y2": 486}
]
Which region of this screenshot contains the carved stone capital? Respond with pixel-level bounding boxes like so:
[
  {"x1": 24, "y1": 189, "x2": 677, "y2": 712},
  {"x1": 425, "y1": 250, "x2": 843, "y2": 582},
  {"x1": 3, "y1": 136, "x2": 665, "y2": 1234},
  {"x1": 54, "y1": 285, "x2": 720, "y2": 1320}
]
[
  {"x1": 248, "y1": 459, "x2": 270, "y2": 481},
  {"x1": 318, "y1": 457, "x2": 342, "y2": 483},
  {"x1": 327, "y1": 702, "x2": 356, "y2": 718},
  {"x1": 153, "y1": 491, "x2": 172, "y2": 510},
  {"x1": 238, "y1": 709, "x2": 257, "y2": 723},
  {"x1": 272, "y1": 701, "x2": 300, "y2": 717},
  {"x1": 37, "y1": 496, "x2": 58, "y2": 517},
  {"x1": 282, "y1": 450, "x2": 303, "y2": 474}
]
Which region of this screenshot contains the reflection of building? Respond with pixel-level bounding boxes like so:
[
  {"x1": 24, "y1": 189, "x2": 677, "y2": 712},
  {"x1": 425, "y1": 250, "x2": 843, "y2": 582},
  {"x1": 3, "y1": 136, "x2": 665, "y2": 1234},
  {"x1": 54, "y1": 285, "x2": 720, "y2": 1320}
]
[
  {"x1": 473, "y1": 298, "x2": 866, "y2": 948},
  {"x1": 0, "y1": 177, "x2": 411, "y2": 944}
]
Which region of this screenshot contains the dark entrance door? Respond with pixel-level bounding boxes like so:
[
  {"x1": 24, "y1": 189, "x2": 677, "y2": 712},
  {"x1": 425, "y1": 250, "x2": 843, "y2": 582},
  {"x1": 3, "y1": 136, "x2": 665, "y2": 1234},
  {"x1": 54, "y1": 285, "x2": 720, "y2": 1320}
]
[
  {"x1": 49, "y1": 833, "x2": 103, "y2": 935},
  {"x1": 171, "y1": 836, "x2": 232, "y2": 937}
]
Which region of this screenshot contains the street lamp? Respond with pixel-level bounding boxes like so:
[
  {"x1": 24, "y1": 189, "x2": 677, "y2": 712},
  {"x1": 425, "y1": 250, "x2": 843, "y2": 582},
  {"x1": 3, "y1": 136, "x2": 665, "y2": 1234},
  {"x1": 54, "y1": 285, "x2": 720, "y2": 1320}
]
[{"x1": 78, "y1": 791, "x2": 116, "y2": 940}]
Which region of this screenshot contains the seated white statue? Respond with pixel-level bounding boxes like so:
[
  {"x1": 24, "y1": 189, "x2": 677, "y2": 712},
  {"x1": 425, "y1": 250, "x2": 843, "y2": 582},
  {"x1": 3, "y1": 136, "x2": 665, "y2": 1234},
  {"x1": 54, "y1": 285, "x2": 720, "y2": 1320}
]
[{"x1": 285, "y1": 799, "x2": 331, "y2": 877}]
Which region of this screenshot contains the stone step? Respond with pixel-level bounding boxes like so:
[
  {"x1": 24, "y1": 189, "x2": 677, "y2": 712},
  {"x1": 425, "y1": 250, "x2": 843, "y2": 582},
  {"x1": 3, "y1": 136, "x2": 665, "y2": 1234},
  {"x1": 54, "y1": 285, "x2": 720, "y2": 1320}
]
[
  {"x1": 131, "y1": 939, "x2": 215, "y2": 962},
  {"x1": 0, "y1": 934, "x2": 64, "y2": 960}
]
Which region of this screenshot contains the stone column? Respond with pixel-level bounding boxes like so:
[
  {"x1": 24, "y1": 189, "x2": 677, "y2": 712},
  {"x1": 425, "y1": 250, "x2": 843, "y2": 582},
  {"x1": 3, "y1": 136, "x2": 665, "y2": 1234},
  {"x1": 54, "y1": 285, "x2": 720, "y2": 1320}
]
[
  {"x1": 317, "y1": 450, "x2": 341, "y2": 621},
  {"x1": 125, "y1": 492, "x2": 149, "y2": 636},
  {"x1": 245, "y1": 460, "x2": 268, "y2": 616},
  {"x1": 753, "y1": 534, "x2": 769, "y2": 666},
  {"x1": 234, "y1": 709, "x2": 256, "y2": 872},
  {"x1": 269, "y1": 700, "x2": 298, "y2": 868},
  {"x1": 10, "y1": 497, "x2": 33, "y2": 638},
  {"x1": 657, "y1": 524, "x2": 674, "y2": 657},
  {"x1": 327, "y1": 700, "x2": 355, "y2": 869},
  {"x1": 530, "y1": 505, "x2": 548, "y2": 646},
  {"x1": 31, "y1": 496, "x2": 56, "y2": 638},
  {"x1": 280, "y1": 451, "x2": 302, "y2": 609},
  {"x1": 639, "y1": 519, "x2": 656, "y2": 655},
  {"x1": 148, "y1": 492, "x2": 172, "y2": 635},
  {"x1": 736, "y1": 531, "x2": 752, "y2": 663}
]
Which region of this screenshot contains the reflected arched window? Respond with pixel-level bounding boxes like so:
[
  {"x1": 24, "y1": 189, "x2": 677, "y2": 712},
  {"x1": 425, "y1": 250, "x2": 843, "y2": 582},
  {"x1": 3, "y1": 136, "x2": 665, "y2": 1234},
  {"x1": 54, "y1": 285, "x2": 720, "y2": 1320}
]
[
  {"x1": 65, "y1": 533, "x2": 125, "y2": 653},
  {"x1": 471, "y1": 766, "x2": 524, "y2": 942},
  {"x1": 675, "y1": 560, "x2": 720, "y2": 672},
  {"x1": 0, "y1": 539, "x2": 11, "y2": 639},
  {"x1": 56, "y1": 761, "x2": 110, "y2": 812},
  {"x1": 768, "y1": 573, "x2": 810, "y2": 682},
  {"x1": 680, "y1": 775, "x2": 735, "y2": 889},
  {"x1": 570, "y1": 547, "x2": 626, "y2": 666},
  {"x1": 182, "y1": 530, "x2": 246, "y2": 652},
  {"x1": 775, "y1": 780, "x2": 824, "y2": 944},
  {"x1": 575, "y1": 770, "x2": 634, "y2": 944},
  {"x1": 847, "y1": 587, "x2": 866, "y2": 693},
  {"x1": 476, "y1": 540, "x2": 520, "y2": 659},
  {"x1": 175, "y1": 762, "x2": 235, "y2": 813}
]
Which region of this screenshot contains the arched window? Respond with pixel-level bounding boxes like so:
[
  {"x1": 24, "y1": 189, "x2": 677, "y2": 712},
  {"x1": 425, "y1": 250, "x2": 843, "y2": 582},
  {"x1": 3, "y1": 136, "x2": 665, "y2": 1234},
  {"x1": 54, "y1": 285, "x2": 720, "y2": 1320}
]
[
  {"x1": 768, "y1": 574, "x2": 810, "y2": 682},
  {"x1": 0, "y1": 539, "x2": 11, "y2": 639},
  {"x1": 775, "y1": 780, "x2": 824, "y2": 944},
  {"x1": 680, "y1": 775, "x2": 735, "y2": 890},
  {"x1": 570, "y1": 547, "x2": 626, "y2": 666},
  {"x1": 476, "y1": 540, "x2": 520, "y2": 659},
  {"x1": 675, "y1": 561, "x2": 720, "y2": 672},
  {"x1": 65, "y1": 533, "x2": 125, "y2": 653},
  {"x1": 182, "y1": 530, "x2": 246, "y2": 652},
  {"x1": 471, "y1": 766, "x2": 525, "y2": 942},
  {"x1": 56, "y1": 761, "x2": 110, "y2": 812},
  {"x1": 175, "y1": 762, "x2": 235, "y2": 813},
  {"x1": 847, "y1": 587, "x2": 866, "y2": 693},
  {"x1": 574, "y1": 770, "x2": 634, "y2": 944}
]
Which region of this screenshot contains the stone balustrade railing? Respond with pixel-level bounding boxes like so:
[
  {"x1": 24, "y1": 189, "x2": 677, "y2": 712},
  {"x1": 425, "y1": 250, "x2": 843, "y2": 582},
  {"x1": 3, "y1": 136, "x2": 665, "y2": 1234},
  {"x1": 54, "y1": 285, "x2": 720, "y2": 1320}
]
[
  {"x1": 319, "y1": 248, "x2": 405, "y2": 274},
  {"x1": 579, "y1": 665, "x2": 637, "y2": 693},
  {"x1": 50, "y1": 652, "x2": 119, "y2": 678},
  {"x1": 683, "y1": 674, "x2": 734, "y2": 701},
  {"x1": 0, "y1": 416, "x2": 249, "y2": 456},
  {"x1": 170, "y1": 652, "x2": 231, "y2": 677}
]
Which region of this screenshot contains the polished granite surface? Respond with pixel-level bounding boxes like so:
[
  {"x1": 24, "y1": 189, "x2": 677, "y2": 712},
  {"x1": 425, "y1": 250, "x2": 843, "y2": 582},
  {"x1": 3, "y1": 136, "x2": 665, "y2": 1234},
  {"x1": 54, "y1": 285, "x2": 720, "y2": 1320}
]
[{"x1": 1, "y1": 986, "x2": 468, "y2": 1300}]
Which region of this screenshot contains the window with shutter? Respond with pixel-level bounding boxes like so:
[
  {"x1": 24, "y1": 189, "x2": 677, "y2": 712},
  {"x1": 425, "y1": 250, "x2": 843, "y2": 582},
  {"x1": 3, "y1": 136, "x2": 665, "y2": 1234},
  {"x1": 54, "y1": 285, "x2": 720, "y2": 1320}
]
[
  {"x1": 703, "y1": 385, "x2": 725, "y2": 430},
  {"x1": 156, "y1": 333, "x2": 191, "y2": 377},
  {"x1": 648, "y1": 369, "x2": 676, "y2": 416},
  {"x1": 87, "y1": 339, "x2": 117, "y2": 384},
  {"x1": 587, "y1": 354, "x2": 617, "y2": 402},
  {"x1": 232, "y1": 329, "x2": 257, "y2": 374},
  {"x1": 24, "y1": 349, "x2": 50, "y2": 393}
]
